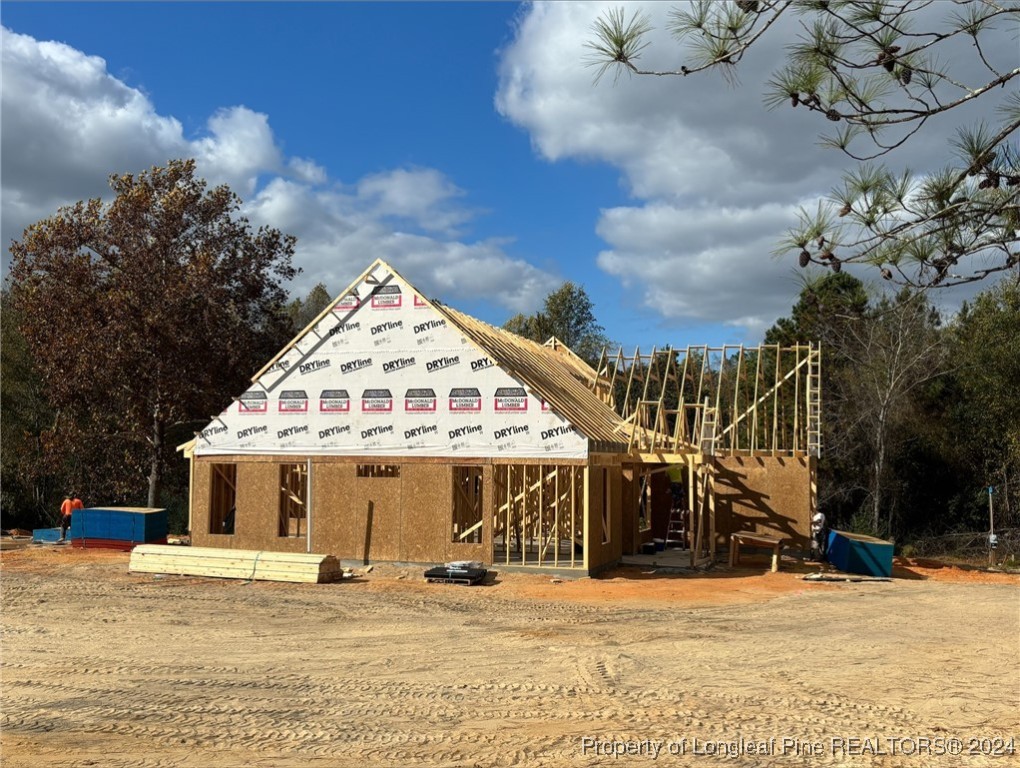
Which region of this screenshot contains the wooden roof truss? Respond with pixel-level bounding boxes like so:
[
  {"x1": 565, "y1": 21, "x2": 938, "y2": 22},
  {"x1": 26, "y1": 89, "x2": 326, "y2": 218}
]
[{"x1": 591, "y1": 343, "x2": 821, "y2": 460}]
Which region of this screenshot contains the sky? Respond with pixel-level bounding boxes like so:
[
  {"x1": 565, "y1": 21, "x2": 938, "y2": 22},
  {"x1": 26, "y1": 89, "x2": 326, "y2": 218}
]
[{"x1": 2, "y1": 2, "x2": 1014, "y2": 349}]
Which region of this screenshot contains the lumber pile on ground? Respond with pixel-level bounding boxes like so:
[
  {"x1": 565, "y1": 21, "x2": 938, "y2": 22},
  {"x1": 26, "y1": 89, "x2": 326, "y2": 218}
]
[{"x1": 129, "y1": 545, "x2": 343, "y2": 583}]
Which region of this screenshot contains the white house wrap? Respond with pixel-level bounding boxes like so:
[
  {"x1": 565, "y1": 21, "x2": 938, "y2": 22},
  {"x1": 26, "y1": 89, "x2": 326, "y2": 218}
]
[{"x1": 194, "y1": 262, "x2": 589, "y2": 459}]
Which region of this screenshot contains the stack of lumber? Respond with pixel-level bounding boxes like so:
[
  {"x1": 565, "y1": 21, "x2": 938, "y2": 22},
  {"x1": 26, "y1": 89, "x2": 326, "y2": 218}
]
[{"x1": 129, "y1": 545, "x2": 343, "y2": 583}]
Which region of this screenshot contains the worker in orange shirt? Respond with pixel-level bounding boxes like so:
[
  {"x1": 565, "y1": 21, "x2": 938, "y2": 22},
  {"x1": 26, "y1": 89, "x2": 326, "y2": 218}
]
[
  {"x1": 58, "y1": 494, "x2": 83, "y2": 542},
  {"x1": 58, "y1": 495, "x2": 73, "y2": 542}
]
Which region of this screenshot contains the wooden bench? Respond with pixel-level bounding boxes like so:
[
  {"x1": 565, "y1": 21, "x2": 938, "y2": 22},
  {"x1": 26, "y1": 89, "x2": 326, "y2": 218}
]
[{"x1": 729, "y1": 532, "x2": 788, "y2": 573}]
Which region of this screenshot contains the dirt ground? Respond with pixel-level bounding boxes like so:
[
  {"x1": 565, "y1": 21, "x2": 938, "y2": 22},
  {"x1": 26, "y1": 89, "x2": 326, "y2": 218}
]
[{"x1": 2, "y1": 545, "x2": 1018, "y2": 768}]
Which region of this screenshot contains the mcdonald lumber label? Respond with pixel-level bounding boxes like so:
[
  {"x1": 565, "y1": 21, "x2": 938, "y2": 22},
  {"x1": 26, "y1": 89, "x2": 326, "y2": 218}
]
[
  {"x1": 334, "y1": 293, "x2": 360, "y2": 312},
  {"x1": 319, "y1": 389, "x2": 350, "y2": 413},
  {"x1": 239, "y1": 390, "x2": 268, "y2": 414},
  {"x1": 449, "y1": 387, "x2": 482, "y2": 412},
  {"x1": 494, "y1": 387, "x2": 528, "y2": 412},
  {"x1": 371, "y1": 284, "x2": 402, "y2": 309},
  {"x1": 362, "y1": 389, "x2": 393, "y2": 413},
  {"x1": 279, "y1": 390, "x2": 308, "y2": 413},
  {"x1": 405, "y1": 388, "x2": 437, "y2": 413}
]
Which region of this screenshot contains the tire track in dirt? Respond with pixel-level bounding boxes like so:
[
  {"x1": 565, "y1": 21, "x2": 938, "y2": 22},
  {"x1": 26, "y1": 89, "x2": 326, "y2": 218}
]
[{"x1": 4, "y1": 554, "x2": 1018, "y2": 768}]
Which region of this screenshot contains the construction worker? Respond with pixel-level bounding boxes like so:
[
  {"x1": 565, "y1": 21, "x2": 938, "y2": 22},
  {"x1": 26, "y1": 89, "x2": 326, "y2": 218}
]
[
  {"x1": 57, "y1": 494, "x2": 84, "y2": 542},
  {"x1": 58, "y1": 495, "x2": 73, "y2": 542},
  {"x1": 810, "y1": 509, "x2": 827, "y2": 562}
]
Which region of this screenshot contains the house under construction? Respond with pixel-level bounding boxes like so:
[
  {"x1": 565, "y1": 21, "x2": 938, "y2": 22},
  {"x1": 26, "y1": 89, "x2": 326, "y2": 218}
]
[{"x1": 181, "y1": 259, "x2": 820, "y2": 574}]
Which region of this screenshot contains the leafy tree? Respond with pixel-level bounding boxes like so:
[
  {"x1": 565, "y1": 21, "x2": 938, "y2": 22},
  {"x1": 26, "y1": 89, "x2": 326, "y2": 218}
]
[
  {"x1": 0, "y1": 293, "x2": 58, "y2": 529},
  {"x1": 765, "y1": 271, "x2": 868, "y2": 347},
  {"x1": 287, "y1": 282, "x2": 333, "y2": 332},
  {"x1": 766, "y1": 273, "x2": 871, "y2": 524},
  {"x1": 838, "y1": 291, "x2": 947, "y2": 534},
  {"x1": 7, "y1": 160, "x2": 298, "y2": 508},
  {"x1": 949, "y1": 279, "x2": 1020, "y2": 528},
  {"x1": 504, "y1": 281, "x2": 609, "y2": 364},
  {"x1": 587, "y1": 2, "x2": 1020, "y2": 287},
  {"x1": 766, "y1": 275, "x2": 949, "y2": 537}
]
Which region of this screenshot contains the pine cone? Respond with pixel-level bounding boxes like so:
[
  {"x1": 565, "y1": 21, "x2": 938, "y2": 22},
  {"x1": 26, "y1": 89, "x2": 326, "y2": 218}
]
[
  {"x1": 826, "y1": 108, "x2": 841, "y2": 122},
  {"x1": 830, "y1": 258, "x2": 842, "y2": 273},
  {"x1": 791, "y1": 93, "x2": 800, "y2": 108},
  {"x1": 881, "y1": 268, "x2": 892, "y2": 280},
  {"x1": 799, "y1": 250, "x2": 811, "y2": 268},
  {"x1": 838, "y1": 203, "x2": 852, "y2": 217},
  {"x1": 899, "y1": 67, "x2": 912, "y2": 85}
]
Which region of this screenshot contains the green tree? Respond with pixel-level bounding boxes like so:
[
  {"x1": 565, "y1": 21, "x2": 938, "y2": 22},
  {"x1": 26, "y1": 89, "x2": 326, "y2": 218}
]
[
  {"x1": 0, "y1": 293, "x2": 58, "y2": 529},
  {"x1": 7, "y1": 160, "x2": 298, "y2": 508},
  {"x1": 766, "y1": 275, "x2": 950, "y2": 537},
  {"x1": 287, "y1": 282, "x2": 333, "y2": 332},
  {"x1": 765, "y1": 271, "x2": 869, "y2": 347},
  {"x1": 587, "y1": 2, "x2": 1020, "y2": 287},
  {"x1": 949, "y1": 280, "x2": 1020, "y2": 529},
  {"x1": 838, "y1": 291, "x2": 947, "y2": 535},
  {"x1": 504, "y1": 282, "x2": 609, "y2": 364},
  {"x1": 766, "y1": 273, "x2": 871, "y2": 525}
]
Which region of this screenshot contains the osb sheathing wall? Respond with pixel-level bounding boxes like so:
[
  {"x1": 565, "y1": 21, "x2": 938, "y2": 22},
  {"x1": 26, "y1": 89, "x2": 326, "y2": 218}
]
[
  {"x1": 192, "y1": 460, "x2": 307, "y2": 553},
  {"x1": 586, "y1": 465, "x2": 623, "y2": 573},
  {"x1": 621, "y1": 468, "x2": 639, "y2": 556},
  {"x1": 713, "y1": 456, "x2": 814, "y2": 550},
  {"x1": 193, "y1": 457, "x2": 492, "y2": 565}
]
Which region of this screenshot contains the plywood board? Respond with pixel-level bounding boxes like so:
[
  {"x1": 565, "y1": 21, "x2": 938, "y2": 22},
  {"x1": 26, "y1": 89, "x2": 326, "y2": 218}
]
[
  {"x1": 400, "y1": 464, "x2": 451, "y2": 563},
  {"x1": 310, "y1": 462, "x2": 356, "y2": 558},
  {"x1": 713, "y1": 455, "x2": 812, "y2": 550},
  {"x1": 190, "y1": 462, "x2": 215, "y2": 547}
]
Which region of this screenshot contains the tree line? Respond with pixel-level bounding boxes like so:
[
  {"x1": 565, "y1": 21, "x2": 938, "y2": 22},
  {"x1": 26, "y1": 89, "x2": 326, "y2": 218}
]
[
  {"x1": 3, "y1": 159, "x2": 1016, "y2": 548},
  {"x1": 765, "y1": 272, "x2": 1018, "y2": 541}
]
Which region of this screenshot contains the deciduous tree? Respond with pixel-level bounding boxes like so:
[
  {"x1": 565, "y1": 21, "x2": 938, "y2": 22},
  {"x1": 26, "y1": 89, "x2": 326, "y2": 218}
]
[
  {"x1": 0, "y1": 293, "x2": 58, "y2": 529},
  {"x1": 949, "y1": 280, "x2": 1020, "y2": 528},
  {"x1": 7, "y1": 160, "x2": 298, "y2": 508},
  {"x1": 287, "y1": 282, "x2": 333, "y2": 332},
  {"x1": 504, "y1": 281, "x2": 609, "y2": 364}
]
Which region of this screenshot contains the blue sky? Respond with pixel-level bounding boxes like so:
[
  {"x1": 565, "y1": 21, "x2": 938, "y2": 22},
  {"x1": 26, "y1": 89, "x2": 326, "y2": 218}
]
[{"x1": 3, "y1": 2, "x2": 1007, "y2": 350}]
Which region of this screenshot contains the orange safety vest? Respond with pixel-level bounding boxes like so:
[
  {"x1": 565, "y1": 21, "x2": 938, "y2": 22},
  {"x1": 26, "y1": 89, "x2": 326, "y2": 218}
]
[
  {"x1": 71, "y1": 498, "x2": 84, "y2": 511},
  {"x1": 60, "y1": 499, "x2": 74, "y2": 518}
]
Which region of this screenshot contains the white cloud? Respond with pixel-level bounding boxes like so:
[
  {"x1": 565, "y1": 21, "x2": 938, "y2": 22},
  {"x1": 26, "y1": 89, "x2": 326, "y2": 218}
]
[
  {"x1": 595, "y1": 200, "x2": 807, "y2": 334},
  {"x1": 496, "y1": 1, "x2": 1011, "y2": 336},
  {"x1": 494, "y1": 2, "x2": 848, "y2": 333},
  {"x1": 0, "y1": 25, "x2": 558, "y2": 314},
  {"x1": 192, "y1": 107, "x2": 283, "y2": 197},
  {"x1": 287, "y1": 156, "x2": 328, "y2": 186},
  {"x1": 0, "y1": 26, "x2": 188, "y2": 245},
  {"x1": 356, "y1": 168, "x2": 475, "y2": 236},
  {"x1": 244, "y1": 178, "x2": 558, "y2": 312}
]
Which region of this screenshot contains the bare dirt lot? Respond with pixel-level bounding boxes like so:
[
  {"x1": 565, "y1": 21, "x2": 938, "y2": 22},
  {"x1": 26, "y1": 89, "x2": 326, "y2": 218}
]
[{"x1": 2, "y1": 546, "x2": 1018, "y2": 767}]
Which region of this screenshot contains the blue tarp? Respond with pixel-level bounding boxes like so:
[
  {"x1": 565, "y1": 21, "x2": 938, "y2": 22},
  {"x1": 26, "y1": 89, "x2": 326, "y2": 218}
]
[
  {"x1": 32, "y1": 528, "x2": 62, "y2": 543},
  {"x1": 70, "y1": 508, "x2": 168, "y2": 543},
  {"x1": 827, "y1": 529, "x2": 894, "y2": 578}
]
